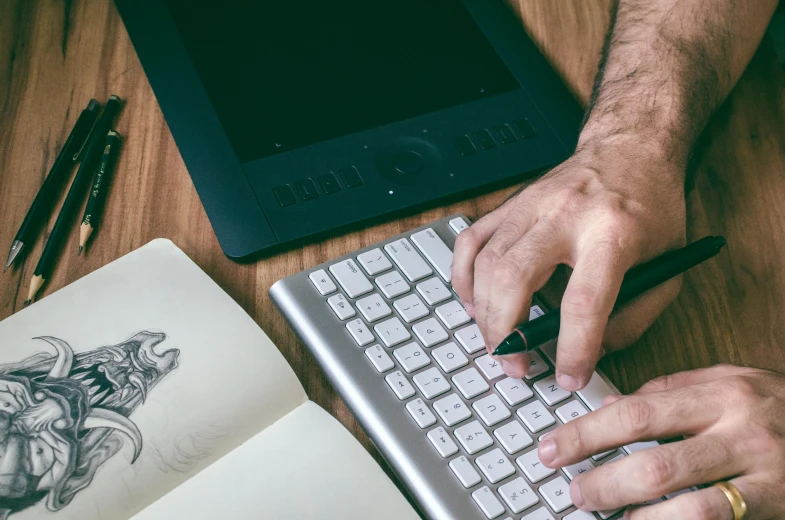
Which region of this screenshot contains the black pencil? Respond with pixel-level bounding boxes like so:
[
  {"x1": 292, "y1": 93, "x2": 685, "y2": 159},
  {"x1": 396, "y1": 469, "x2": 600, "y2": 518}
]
[
  {"x1": 78, "y1": 130, "x2": 121, "y2": 256},
  {"x1": 492, "y1": 236, "x2": 727, "y2": 356},
  {"x1": 5, "y1": 99, "x2": 99, "y2": 271},
  {"x1": 25, "y1": 95, "x2": 122, "y2": 306}
]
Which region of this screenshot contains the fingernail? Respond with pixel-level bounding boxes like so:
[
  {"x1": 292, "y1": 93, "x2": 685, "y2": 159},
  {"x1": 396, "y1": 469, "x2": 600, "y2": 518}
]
[
  {"x1": 571, "y1": 482, "x2": 585, "y2": 509},
  {"x1": 538, "y1": 438, "x2": 556, "y2": 464},
  {"x1": 557, "y1": 373, "x2": 580, "y2": 391}
]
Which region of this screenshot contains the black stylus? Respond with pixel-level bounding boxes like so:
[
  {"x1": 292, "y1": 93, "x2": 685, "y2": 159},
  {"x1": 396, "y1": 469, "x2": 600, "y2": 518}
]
[
  {"x1": 5, "y1": 99, "x2": 100, "y2": 271},
  {"x1": 492, "y1": 236, "x2": 727, "y2": 356}
]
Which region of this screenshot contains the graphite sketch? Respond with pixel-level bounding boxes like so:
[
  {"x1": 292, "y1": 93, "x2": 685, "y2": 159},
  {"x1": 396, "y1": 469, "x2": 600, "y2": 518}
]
[{"x1": 0, "y1": 331, "x2": 180, "y2": 519}]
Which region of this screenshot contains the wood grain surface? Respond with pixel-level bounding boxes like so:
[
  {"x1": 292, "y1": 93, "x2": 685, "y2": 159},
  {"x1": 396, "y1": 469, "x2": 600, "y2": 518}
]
[{"x1": 2, "y1": 0, "x2": 785, "y2": 473}]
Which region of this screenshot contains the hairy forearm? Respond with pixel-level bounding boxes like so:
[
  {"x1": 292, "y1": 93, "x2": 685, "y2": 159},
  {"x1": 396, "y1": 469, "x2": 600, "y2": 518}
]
[{"x1": 578, "y1": 0, "x2": 777, "y2": 170}]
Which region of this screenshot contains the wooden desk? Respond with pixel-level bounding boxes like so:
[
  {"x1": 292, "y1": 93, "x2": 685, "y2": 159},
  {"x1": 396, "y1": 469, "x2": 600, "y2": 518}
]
[{"x1": 2, "y1": 0, "x2": 785, "y2": 470}]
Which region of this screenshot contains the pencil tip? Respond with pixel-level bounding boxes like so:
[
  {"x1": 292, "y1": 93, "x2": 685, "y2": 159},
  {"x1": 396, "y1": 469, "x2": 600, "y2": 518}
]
[
  {"x1": 23, "y1": 300, "x2": 31, "y2": 307},
  {"x1": 78, "y1": 246, "x2": 83, "y2": 256}
]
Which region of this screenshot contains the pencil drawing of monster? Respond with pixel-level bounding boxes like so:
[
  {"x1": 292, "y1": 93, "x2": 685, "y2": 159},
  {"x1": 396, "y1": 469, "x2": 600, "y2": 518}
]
[{"x1": 0, "y1": 331, "x2": 179, "y2": 518}]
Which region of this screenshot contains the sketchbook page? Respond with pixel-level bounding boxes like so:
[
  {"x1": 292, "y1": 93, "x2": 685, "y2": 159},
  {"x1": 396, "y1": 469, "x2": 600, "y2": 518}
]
[
  {"x1": 131, "y1": 401, "x2": 420, "y2": 520},
  {"x1": 0, "y1": 239, "x2": 306, "y2": 520}
]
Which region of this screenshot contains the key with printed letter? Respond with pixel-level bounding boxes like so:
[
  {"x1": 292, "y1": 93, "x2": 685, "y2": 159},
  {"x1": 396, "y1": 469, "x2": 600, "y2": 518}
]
[
  {"x1": 454, "y1": 324, "x2": 485, "y2": 354},
  {"x1": 496, "y1": 377, "x2": 534, "y2": 406},
  {"x1": 533, "y1": 375, "x2": 572, "y2": 405},
  {"x1": 413, "y1": 317, "x2": 449, "y2": 347},
  {"x1": 517, "y1": 401, "x2": 555, "y2": 433},
  {"x1": 453, "y1": 367, "x2": 490, "y2": 399},
  {"x1": 473, "y1": 394, "x2": 511, "y2": 426},
  {"x1": 494, "y1": 420, "x2": 533, "y2": 454},
  {"x1": 538, "y1": 476, "x2": 573, "y2": 513},
  {"x1": 516, "y1": 448, "x2": 555, "y2": 483},
  {"x1": 432, "y1": 342, "x2": 468, "y2": 372}
]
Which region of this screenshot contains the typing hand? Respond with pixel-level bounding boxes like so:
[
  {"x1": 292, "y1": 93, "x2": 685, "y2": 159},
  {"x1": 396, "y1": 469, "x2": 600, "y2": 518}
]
[
  {"x1": 538, "y1": 365, "x2": 785, "y2": 519},
  {"x1": 451, "y1": 146, "x2": 685, "y2": 389}
]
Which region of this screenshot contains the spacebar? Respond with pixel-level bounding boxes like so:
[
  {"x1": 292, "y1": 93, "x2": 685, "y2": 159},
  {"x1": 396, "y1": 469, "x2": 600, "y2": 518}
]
[{"x1": 411, "y1": 228, "x2": 453, "y2": 282}]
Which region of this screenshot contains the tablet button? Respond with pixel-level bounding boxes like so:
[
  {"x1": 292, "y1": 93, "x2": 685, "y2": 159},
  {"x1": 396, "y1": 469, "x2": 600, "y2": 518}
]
[
  {"x1": 340, "y1": 167, "x2": 364, "y2": 188},
  {"x1": 514, "y1": 119, "x2": 537, "y2": 139},
  {"x1": 453, "y1": 135, "x2": 476, "y2": 156},
  {"x1": 295, "y1": 179, "x2": 319, "y2": 200},
  {"x1": 392, "y1": 151, "x2": 424, "y2": 175},
  {"x1": 473, "y1": 130, "x2": 496, "y2": 150},
  {"x1": 273, "y1": 185, "x2": 296, "y2": 206},
  {"x1": 495, "y1": 124, "x2": 517, "y2": 144},
  {"x1": 318, "y1": 173, "x2": 341, "y2": 194}
]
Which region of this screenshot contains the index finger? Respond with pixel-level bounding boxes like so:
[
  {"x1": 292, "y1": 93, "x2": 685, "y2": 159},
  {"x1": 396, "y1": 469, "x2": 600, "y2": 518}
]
[{"x1": 537, "y1": 384, "x2": 724, "y2": 468}]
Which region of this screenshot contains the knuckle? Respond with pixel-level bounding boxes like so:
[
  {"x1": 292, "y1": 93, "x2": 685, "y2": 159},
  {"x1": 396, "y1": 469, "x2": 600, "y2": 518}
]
[
  {"x1": 683, "y1": 492, "x2": 721, "y2": 520},
  {"x1": 475, "y1": 248, "x2": 500, "y2": 273},
  {"x1": 640, "y1": 374, "x2": 673, "y2": 393},
  {"x1": 621, "y1": 398, "x2": 654, "y2": 439},
  {"x1": 490, "y1": 258, "x2": 527, "y2": 288},
  {"x1": 721, "y1": 375, "x2": 761, "y2": 407},
  {"x1": 562, "y1": 281, "x2": 605, "y2": 318},
  {"x1": 636, "y1": 450, "x2": 673, "y2": 492}
]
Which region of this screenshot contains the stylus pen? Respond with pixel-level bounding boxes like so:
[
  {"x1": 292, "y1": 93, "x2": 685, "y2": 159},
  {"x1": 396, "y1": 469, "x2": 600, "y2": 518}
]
[
  {"x1": 492, "y1": 235, "x2": 727, "y2": 357},
  {"x1": 25, "y1": 95, "x2": 122, "y2": 306},
  {"x1": 5, "y1": 99, "x2": 100, "y2": 271}
]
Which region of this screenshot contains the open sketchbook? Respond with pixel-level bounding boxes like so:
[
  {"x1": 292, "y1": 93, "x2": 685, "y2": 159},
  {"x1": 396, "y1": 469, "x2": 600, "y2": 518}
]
[{"x1": 0, "y1": 240, "x2": 419, "y2": 520}]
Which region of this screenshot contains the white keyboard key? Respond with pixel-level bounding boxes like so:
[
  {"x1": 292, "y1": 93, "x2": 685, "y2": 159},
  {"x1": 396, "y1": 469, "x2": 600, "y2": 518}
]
[
  {"x1": 433, "y1": 393, "x2": 472, "y2": 426},
  {"x1": 556, "y1": 400, "x2": 589, "y2": 424},
  {"x1": 476, "y1": 448, "x2": 515, "y2": 484},
  {"x1": 534, "y1": 375, "x2": 572, "y2": 405},
  {"x1": 476, "y1": 355, "x2": 505, "y2": 380},
  {"x1": 523, "y1": 507, "x2": 557, "y2": 520},
  {"x1": 539, "y1": 476, "x2": 573, "y2": 513},
  {"x1": 411, "y1": 228, "x2": 453, "y2": 282},
  {"x1": 374, "y1": 317, "x2": 411, "y2": 347},
  {"x1": 529, "y1": 305, "x2": 546, "y2": 320},
  {"x1": 472, "y1": 486, "x2": 506, "y2": 519},
  {"x1": 603, "y1": 453, "x2": 626, "y2": 465},
  {"x1": 435, "y1": 300, "x2": 470, "y2": 329},
  {"x1": 598, "y1": 506, "x2": 624, "y2": 519},
  {"x1": 525, "y1": 350, "x2": 550, "y2": 380},
  {"x1": 562, "y1": 459, "x2": 594, "y2": 480},
  {"x1": 624, "y1": 440, "x2": 660, "y2": 455},
  {"x1": 375, "y1": 270, "x2": 410, "y2": 298},
  {"x1": 427, "y1": 426, "x2": 459, "y2": 457},
  {"x1": 449, "y1": 217, "x2": 469, "y2": 234},
  {"x1": 453, "y1": 368, "x2": 490, "y2": 399},
  {"x1": 516, "y1": 448, "x2": 556, "y2": 482},
  {"x1": 346, "y1": 318, "x2": 375, "y2": 346},
  {"x1": 455, "y1": 324, "x2": 486, "y2": 354},
  {"x1": 498, "y1": 477, "x2": 539, "y2": 514},
  {"x1": 563, "y1": 511, "x2": 594, "y2": 520},
  {"x1": 412, "y1": 317, "x2": 449, "y2": 347},
  {"x1": 454, "y1": 420, "x2": 493, "y2": 454},
  {"x1": 327, "y1": 293, "x2": 356, "y2": 320},
  {"x1": 365, "y1": 344, "x2": 394, "y2": 372},
  {"x1": 356, "y1": 293, "x2": 392, "y2": 322},
  {"x1": 405, "y1": 398, "x2": 437, "y2": 428},
  {"x1": 385, "y1": 370, "x2": 415, "y2": 400},
  {"x1": 473, "y1": 394, "x2": 511, "y2": 426},
  {"x1": 449, "y1": 455, "x2": 482, "y2": 487},
  {"x1": 539, "y1": 339, "x2": 557, "y2": 365},
  {"x1": 413, "y1": 367, "x2": 450, "y2": 398},
  {"x1": 329, "y1": 259, "x2": 373, "y2": 298},
  {"x1": 384, "y1": 238, "x2": 433, "y2": 282},
  {"x1": 416, "y1": 277, "x2": 452, "y2": 305},
  {"x1": 357, "y1": 248, "x2": 392, "y2": 275},
  {"x1": 394, "y1": 342, "x2": 431, "y2": 373},
  {"x1": 576, "y1": 372, "x2": 617, "y2": 411},
  {"x1": 592, "y1": 449, "x2": 617, "y2": 461},
  {"x1": 496, "y1": 377, "x2": 534, "y2": 406},
  {"x1": 393, "y1": 293, "x2": 429, "y2": 323},
  {"x1": 494, "y1": 420, "x2": 533, "y2": 454},
  {"x1": 517, "y1": 401, "x2": 556, "y2": 433},
  {"x1": 309, "y1": 269, "x2": 337, "y2": 295},
  {"x1": 432, "y1": 342, "x2": 469, "y2": 372}
]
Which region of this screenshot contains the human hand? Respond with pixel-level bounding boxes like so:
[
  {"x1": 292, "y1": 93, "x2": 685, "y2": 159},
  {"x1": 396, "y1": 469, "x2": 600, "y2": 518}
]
[
  {"x1": 537, "y1": 365, "x2": 785, "y2": 519},
  {"x1": 451, "y1": 142, "x2": 686, "y2": 389}
]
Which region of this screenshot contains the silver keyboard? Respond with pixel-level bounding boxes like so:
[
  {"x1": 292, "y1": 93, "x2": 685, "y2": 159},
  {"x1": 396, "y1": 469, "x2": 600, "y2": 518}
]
[{"x1": 270, "y1": 215, "x2": 677, "y2": 520}]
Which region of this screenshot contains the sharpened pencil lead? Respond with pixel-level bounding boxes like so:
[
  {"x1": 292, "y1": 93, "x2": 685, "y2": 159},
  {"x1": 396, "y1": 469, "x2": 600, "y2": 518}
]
[
  {"x1": 23, "y1": 300, "x2": 31, "y2": 307},
  {"x1": 78, "y1": 246, "x2": 83, "y2": 256}
]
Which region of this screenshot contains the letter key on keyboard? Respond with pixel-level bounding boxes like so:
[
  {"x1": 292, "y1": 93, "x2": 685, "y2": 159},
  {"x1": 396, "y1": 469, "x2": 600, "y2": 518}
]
[
  {"x1": 555, "y1": 400, "x2": 589, "y2": 424},
  {"x1": 453, "y1": 367, "x2": 490, "y2": 399},
  {"x1": 432, "y1": 342, "x2": 468, "y2": 372},
  {"x1": 516, "y1": 448, "x2": 556, "y2": 483},
  {"x1": 329, "y1": 259, "x2": 373, "y2": 298},
  {"x1": 493, "y1": 420, "x2": 533, "y2": 454},
  {"x1": 473, "y1": 394, "x2": 511, "y2": 426},
  {"x1": 412, "y1": 317, "x2": 448, "y2": 347},
  {"x1": 454, "y1": 324, "x2": 485, "y2": 354},
  {"x1": 538, "y1": 476, "x2": 573, "y2": 513},
  {"x1": 517, "y1": 401, "x2": 555, "y2": 432},
  {"x1": 533, "y1": 375, "x2": 571, "y2": 405},
  {"x1": 476, "y1": 354, "x2": 505, "y2": 380},
  {"x1": 496, "y1": 377, "x2": 534, "y2": 406}
]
